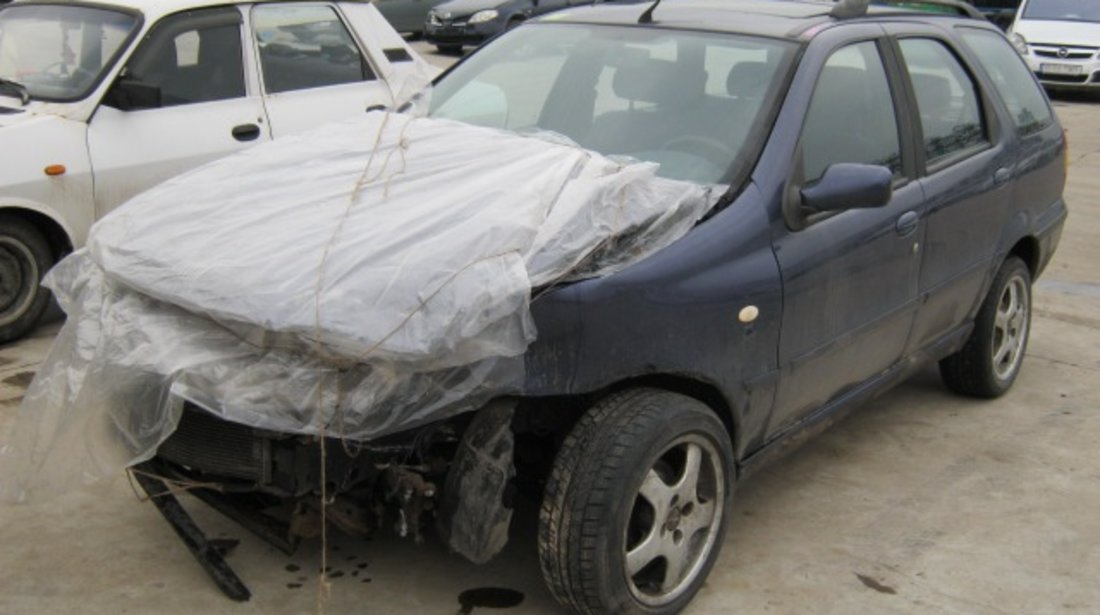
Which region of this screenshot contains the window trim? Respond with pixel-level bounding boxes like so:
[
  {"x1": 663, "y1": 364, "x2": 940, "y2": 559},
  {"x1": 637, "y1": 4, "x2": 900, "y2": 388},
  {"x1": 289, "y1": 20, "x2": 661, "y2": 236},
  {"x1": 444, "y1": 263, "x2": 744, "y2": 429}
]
[
  {"x1": 887, "y1": 34, "x2": 1000, "y2": 177},
  {"x1": 249, "y1": 1, "x2": 378, "y2": 96}
]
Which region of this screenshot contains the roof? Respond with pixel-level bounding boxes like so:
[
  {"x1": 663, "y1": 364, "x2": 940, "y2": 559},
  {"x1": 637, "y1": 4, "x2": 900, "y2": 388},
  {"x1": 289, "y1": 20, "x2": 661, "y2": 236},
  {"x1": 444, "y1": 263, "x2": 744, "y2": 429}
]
[
  {"x1": 8, "y1": 0, "x2": 353, "y2": 22},
  {"x1": 538, "y1": 0, "x2": 987, "y2": 40}
]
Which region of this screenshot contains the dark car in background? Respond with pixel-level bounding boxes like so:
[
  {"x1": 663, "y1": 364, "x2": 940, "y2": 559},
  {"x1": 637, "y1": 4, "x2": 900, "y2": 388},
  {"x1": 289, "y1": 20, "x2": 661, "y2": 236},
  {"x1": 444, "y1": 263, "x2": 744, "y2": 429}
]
[
  {"x1": 424, "y1": 0, "x2": 590, "y2": 52},
  {"x1": 373, "y1": 0, "x2": 451, "y2": 36},
  {"x1": 135, "y1": 1, "x2": 1066, "y2": 613}
]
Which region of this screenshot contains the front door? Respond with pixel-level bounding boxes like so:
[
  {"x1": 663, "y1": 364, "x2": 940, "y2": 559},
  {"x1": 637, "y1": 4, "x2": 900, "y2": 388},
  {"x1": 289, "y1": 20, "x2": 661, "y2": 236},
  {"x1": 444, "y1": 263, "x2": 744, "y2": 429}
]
[
  {"x1": 769, "y1": 39, "x2": 924, "y2": 436},
  {"x1": 88, "y1": 6, "x2": 271, "y2": 217},
  {"x1": 250, "y1": 3, "x2": 393, "y2": 138}
]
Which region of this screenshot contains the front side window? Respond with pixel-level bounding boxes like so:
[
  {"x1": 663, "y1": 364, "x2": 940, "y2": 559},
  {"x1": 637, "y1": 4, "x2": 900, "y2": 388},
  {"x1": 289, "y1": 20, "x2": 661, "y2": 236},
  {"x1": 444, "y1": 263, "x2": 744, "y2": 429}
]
[
  {"x1": 800, "y1": 42, "x2": 903, "y2": 183},
  {"x1": 253, "y1": 5, "x2": 374, "y2": 94},
  {"x1": 1022, "y1": 0, "x2": 1100, "y2": 22},
  {"x1": 958, "y1": 28, "x2": 1053, "y2": 136},
  {"x1": 120, "y1": 7, "x2": 245, "y2": 108},
  {"x1": 0, "y1": 4, "x2": 136, "y2": 102},
  {"x1": 898, "y1": 39, "x2": 988, "y2": 166},
  {"x1": 429, "y1": 24, "x2": 796, "y2": 184}
]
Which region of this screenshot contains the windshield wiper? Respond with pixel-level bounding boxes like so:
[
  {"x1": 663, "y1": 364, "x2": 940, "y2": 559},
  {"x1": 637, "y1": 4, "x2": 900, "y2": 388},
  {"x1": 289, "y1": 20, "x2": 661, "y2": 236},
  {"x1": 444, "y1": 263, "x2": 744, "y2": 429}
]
[{"x1": 0, "y1": 78, "x2": 30, "y2": 106}]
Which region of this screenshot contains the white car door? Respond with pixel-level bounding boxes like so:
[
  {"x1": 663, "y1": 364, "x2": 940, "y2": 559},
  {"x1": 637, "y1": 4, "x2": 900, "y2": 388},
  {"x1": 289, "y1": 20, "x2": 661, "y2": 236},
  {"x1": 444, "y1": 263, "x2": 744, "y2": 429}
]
[
  {"x1": 87, "y1": 6, "x2": 272, "y2": 217},
  {"x1": 250, "y1": 3, "x2": 394, "y2": 138}
]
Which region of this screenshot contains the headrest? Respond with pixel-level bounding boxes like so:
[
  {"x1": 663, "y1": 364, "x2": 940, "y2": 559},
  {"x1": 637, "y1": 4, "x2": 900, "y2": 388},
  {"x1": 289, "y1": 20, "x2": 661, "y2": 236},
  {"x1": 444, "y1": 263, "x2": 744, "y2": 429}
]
[
  {"x1": 726, "y1": 61, "x2": 772, "y2": 98},
  {"x1": 612, "y1": 58, "x2": 706, "y2": 106},
  {"x1": 909, "y1": 72, "x2": 952, "y2": 107}
]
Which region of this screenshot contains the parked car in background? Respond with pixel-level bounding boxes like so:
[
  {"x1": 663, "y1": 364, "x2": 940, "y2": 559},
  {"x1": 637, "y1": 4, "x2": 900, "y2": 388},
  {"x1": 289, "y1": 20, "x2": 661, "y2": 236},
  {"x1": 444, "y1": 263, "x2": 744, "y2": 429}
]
[
  {"x1": 0, "y1": 0, "x2": 436, "y2": 343},
  {"x1": 122, "y1": 1, "x2": 1064, "y2": 613},
  {"x1": 424, "y1": 0, "x2": 588, "y2": 52},
  {"x1": 1008, "y1": 0, "x2": 1100, "y2": 90},
  {"x1": 373, "y1": 0, "x2": 451, "y2": 36}
]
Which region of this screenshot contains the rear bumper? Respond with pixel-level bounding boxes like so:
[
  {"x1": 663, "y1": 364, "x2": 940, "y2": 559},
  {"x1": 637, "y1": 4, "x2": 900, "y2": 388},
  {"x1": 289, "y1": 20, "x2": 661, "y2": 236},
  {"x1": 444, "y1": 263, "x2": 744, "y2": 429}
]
[{"x1": 1033, "y1": 198, "x2": 1067, "y2": 279}]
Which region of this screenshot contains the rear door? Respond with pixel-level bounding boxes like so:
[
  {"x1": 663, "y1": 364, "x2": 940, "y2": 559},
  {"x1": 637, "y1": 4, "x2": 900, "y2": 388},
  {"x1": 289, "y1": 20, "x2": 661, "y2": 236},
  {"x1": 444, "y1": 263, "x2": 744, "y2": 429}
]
[
  {"x1": 769, "y1": 36, "x2": 925, "y2": 435},
  {"x1": 249, "y1": 3, "x2": 393, "y2": 138},
  {"x1": 885, "y1": 26, "x2": 1016, "y2": 354},
  {"x1": 88, "y1": 6, "x2": 271, "y2": 216}
]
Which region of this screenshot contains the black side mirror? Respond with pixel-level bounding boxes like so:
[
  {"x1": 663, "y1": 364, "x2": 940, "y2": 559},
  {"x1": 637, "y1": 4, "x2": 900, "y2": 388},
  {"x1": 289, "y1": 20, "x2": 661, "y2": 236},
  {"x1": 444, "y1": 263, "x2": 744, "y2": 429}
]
[
  {"x1": 800, "y1": 163, "x2": 892, "y2": 214},
  {"x1": 104, "y1": 77, "x2": 161, "y2": 111}
]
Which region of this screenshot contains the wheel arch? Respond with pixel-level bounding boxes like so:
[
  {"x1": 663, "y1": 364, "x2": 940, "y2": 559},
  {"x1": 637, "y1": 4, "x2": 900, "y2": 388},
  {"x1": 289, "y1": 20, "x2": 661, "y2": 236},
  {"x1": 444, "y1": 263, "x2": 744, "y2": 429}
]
[
  {"x1": 0, "y1": 205, "x2": 76, "y2": 262},
  {"x1": 596, "y1": 374, "x2": 741, "y2": 455},
  {"x1": 1007, "y1": 234, "x2": 1040, "y2": 278}
]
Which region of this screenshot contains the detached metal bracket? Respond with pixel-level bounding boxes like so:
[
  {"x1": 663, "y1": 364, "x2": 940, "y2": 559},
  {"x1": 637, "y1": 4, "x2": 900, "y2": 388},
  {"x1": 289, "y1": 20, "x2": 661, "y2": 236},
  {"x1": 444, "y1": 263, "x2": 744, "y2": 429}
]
[{"x1": 133, "y1": 462, "x2": 252, "y2": 602}]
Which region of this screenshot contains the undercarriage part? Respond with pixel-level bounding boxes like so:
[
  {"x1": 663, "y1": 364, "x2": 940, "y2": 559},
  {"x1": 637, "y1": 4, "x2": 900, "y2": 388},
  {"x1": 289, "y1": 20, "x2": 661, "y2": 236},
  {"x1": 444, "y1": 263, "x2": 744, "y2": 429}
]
[
  {"x1": 132, "y1": 462, "x2": 251, "y2": 602},
  {"x1": 438, "y1": 400, "x2": 516, "y2": 564},
  {"x1": 382, "y1": 467, "x2": 437, "y2": 543},
  {"x1": 187, "y1": 487, "x2": 299, "y2": 555}
]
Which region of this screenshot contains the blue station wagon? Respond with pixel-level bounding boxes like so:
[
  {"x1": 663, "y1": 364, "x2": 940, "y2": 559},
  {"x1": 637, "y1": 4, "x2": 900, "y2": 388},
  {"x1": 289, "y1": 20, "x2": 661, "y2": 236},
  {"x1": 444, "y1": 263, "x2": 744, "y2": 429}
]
[{"x1": 130, "y1": 1, "x2": 1066, "y2": 613}]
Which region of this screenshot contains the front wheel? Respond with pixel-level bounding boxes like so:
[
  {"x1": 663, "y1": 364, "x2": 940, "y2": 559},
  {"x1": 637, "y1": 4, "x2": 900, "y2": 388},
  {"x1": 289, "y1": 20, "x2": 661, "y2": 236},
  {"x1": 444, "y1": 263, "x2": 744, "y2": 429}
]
[
  {"x1": 0, "y1": 215, "x2": 55, "y2": 344},
  {"x1": 539, "y1": 389, "x2": 733, "y2": 614},
  {"x1": 940, "y1": 256, "x2": 1032, "y2": 397}
]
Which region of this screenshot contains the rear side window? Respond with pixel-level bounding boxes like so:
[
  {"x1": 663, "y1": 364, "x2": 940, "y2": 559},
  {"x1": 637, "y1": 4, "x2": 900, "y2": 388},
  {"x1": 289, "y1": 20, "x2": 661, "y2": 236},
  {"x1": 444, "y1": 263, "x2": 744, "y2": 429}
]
[
  {"x1": 958, "y1": 28, "x2": 1054, "y2": 136},
  {"x1": 801, "y1": 42, "x2": 902, "y2": 182},
  {"x1": 252, "y1": 5, "x2": 374, "y2": 94},
  {"x1": 897, "y1": 39, "x2": 988, "y2": 166}
]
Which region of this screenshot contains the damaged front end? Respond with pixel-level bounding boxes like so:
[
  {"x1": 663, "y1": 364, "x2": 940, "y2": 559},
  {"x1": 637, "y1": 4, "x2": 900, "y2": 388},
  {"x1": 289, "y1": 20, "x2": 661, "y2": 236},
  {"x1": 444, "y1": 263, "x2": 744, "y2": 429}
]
[{"x1": 139, "y1": 391, "x2": 518, "y2": 600}]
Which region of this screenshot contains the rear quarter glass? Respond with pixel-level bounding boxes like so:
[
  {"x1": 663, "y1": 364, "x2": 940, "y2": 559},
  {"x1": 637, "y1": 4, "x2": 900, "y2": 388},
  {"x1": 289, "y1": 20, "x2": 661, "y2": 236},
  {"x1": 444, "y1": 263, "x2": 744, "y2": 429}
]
[{"x1": 956, "y1": 27, "x2": 1055, "y2": 136}]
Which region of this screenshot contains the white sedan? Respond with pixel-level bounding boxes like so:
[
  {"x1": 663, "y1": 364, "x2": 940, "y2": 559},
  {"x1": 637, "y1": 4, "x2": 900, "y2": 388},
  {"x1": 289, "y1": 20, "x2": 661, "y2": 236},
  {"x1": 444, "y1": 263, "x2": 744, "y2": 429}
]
[{"x1": 0, "y1": 0, "x2": 436, "y2": 342}]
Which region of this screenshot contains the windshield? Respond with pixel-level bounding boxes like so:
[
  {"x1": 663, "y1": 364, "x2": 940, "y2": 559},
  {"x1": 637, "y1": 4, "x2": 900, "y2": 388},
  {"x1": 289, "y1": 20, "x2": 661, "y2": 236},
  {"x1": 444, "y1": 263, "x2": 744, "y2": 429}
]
[
  {"x1": 1023, "y1": 0, "x2": 1100, "y2": 22},
  {"x1": 0, "y1": 4, "x2": 138, "y2": 102},
  {"x1": 428, "y1": 24, "x2": 795, "y2": 184}
]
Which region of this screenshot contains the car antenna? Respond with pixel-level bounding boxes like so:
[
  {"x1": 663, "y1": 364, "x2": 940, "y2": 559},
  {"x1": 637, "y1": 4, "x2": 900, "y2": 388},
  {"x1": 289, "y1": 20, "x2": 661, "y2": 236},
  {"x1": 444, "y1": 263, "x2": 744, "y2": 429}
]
[
  {"x1": 638, "y1": 0, "x2": 664, "y2": 24},
  {"x1": 829, "y1": 0, "x2": 870, "y2": 19}
]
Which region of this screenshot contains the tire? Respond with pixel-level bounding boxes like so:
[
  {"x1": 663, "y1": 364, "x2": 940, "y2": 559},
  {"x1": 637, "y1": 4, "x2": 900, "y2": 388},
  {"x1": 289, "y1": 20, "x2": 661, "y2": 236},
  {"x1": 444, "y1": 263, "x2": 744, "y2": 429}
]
[
  {"x1": 539, "y1": 389, "x2": 734, "y2": 615},
  {"x1": 505, "y1": 17, "x2": 524, "y2": 31},
  {"x1": 436, "y1": 44, "x2": 462, "y2": 55},
  {"x1": 0, "y1": 215, "x2": 55, "y2": 344},
  {"x1": 940, "y1": 256, "x2": 1032, "y2": 398}
]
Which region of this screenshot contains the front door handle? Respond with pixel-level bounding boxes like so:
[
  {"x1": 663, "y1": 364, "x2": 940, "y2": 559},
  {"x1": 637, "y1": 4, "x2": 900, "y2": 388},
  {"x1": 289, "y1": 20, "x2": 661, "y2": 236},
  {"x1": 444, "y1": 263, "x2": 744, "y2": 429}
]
[
  {"x1": 231, "y1": 123, "x2": 261, "y2": 142},
  {"x1": 896, "y1": 210, "x2": 920, "y2": 236},
  {"x1": 994, "y1": 167, "x2": 1012, "y2": 187}
]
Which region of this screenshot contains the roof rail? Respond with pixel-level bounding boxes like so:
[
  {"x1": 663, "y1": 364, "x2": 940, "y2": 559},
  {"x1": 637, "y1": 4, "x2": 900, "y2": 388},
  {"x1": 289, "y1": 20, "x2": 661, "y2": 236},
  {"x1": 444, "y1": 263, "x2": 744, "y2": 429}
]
[{"x1": 831, "y1": 0, "x2": 987, "y2": 20}]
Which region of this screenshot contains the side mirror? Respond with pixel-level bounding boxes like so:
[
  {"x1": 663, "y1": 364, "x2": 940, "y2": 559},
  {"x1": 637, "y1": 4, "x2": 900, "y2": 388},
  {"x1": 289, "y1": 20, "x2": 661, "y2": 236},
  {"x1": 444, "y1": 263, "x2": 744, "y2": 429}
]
[
  {"x1": 800, "y1": 163, "x2": 892, "y2": 214},
  {"x1": 104, "y1": 77, "x2": 161, "y2": 111}
]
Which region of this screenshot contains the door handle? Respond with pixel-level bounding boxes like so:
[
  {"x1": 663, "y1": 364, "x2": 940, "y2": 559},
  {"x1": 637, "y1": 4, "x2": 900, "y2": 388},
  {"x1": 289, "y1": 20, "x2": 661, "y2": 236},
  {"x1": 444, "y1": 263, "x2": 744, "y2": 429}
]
[
  {"x1": 994, "y1": 167, "x2": 1011, "y2": 187},
  {"x1": 895, "y1": 210, "x2": 920, "y2": 236},
  {"x1": 231, "y1": 124, "x2": 261, "y2": 142}
]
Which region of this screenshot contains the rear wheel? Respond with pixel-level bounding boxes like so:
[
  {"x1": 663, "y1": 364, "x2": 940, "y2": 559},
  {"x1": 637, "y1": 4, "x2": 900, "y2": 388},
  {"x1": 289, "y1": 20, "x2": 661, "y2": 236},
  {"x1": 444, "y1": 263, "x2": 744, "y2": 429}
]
[
  {"x1": 940, "y1": 256, "x2": 1032, "y2": 397},
  {"x1": 0, "y1": 215, "x2": 55, "y2": 344},
  {"x1": 539, "y1": 389, "x2": 733, "y2": 614}
]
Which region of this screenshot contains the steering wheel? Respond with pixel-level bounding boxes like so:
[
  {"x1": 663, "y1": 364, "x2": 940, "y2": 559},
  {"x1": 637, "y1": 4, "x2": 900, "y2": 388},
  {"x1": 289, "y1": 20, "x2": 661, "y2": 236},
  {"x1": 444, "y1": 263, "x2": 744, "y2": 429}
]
[{"x1": 661, "y1": 134, "x2": 736, "y2": 162}]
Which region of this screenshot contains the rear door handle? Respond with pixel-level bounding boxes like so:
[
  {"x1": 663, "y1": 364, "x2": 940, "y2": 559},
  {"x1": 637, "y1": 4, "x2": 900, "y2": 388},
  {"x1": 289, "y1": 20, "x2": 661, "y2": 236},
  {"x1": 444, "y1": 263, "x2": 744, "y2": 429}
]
[
  {"x1": 896, "y1": 210, "x2": 920, "y2": 236},
  {"x1": 994, "y1": 167, "x2": 1012, "y2": 187},
  {"x1": 231, "y1": 124, "x2": 261, "y2": 142}
]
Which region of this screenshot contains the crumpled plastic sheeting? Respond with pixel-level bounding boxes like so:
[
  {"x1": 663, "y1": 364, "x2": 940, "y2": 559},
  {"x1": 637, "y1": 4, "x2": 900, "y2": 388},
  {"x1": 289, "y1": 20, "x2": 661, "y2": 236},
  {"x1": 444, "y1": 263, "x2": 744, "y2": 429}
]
[{"x1": 0, "y1": 112, "x2": 713, "y2": 501}]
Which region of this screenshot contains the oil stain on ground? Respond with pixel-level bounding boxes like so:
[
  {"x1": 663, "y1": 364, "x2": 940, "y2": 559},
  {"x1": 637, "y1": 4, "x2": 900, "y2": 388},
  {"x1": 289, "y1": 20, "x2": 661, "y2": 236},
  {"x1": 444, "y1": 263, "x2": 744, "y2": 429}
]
[
  {"x1": 457, "y1": 587, "x2": 525, "y2": 614},
  {"x1": 855, "y1": 573, "x2": 897, "y2": 595}
]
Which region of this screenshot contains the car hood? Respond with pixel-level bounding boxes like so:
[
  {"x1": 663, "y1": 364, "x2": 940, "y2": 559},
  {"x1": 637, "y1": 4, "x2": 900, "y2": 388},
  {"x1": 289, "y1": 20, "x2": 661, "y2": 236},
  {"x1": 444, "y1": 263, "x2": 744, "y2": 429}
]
[
  {"x1": 1013, "y1": 19, "x2": 1100, "y2": 47},
  {"x1": 431, "y1": 0, "x2": 503, "y2": 18}
]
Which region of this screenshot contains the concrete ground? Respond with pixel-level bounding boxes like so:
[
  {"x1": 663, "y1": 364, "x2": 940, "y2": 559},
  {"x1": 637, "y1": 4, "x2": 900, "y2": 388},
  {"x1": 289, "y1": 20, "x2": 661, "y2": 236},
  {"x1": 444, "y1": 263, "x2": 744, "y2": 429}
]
[{"x1": 1, "y1": 44, "x2": 1098, "y2": 614}]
